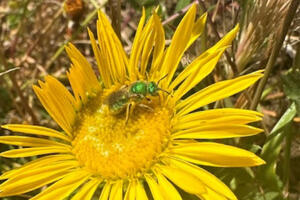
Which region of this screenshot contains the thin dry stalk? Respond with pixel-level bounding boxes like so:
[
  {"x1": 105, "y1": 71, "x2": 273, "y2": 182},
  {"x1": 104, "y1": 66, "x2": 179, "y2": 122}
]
[
  {"x1": 0, "y1": 49, "x2": 38, "y2": 124},
  {"x1": 235, "y1": 0, "x2": 291, "y2": 72},
  {"x1": 250, "y1": 0, "x2": 299, "y2": 110},
  {"x1": 109, "y1": 0, "x2": 121, "y2": 39},
  {"x1": 198, "y1": 0, "x2": 238, "y2": 75}
]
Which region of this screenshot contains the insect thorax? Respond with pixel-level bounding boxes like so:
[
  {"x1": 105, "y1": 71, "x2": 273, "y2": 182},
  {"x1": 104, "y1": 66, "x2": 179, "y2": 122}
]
[{"x1": 130, "y1": 81, "x2": 148, "y2": 96}]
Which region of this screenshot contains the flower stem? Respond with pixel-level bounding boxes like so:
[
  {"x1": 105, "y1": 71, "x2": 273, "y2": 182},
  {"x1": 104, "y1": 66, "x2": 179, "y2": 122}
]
[{"x1": 283, "y1": 122, "x2": 292, "y2": 198}]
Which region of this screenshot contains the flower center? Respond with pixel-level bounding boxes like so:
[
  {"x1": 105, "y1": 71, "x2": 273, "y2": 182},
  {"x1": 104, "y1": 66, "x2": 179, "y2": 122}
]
[{"x1": 72, "y1": 90, "x2": 172, "y2": 180}]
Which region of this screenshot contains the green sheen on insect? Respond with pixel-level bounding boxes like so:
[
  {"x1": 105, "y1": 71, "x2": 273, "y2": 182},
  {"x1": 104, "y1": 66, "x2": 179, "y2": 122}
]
[
  {"x1": 106, "y1": 81, "x2": 164, "y2": 118},
  {"x1": 130, "y1": 81, "x2": 148, "y2": 96},
  {"x1": 129, "y1": 81, "x2": 159, "y2": 97}
]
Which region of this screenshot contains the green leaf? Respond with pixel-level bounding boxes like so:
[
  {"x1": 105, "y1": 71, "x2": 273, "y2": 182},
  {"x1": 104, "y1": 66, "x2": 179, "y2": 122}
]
[
  {"x1": 258, "y1": 103, "x2": 296, "y2": 190},
  {"x1": 253, "y1": 191, "x2": 282, "y2": 200},
  {"x1": 281, "y1": 70, "x2": 300, "y2": 115},
  {"x1": 265, "y1": 103, "x2": 296, "y2": 142}
]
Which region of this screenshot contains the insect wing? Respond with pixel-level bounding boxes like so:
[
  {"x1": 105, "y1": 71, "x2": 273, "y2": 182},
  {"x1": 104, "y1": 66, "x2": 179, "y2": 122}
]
[{"x1": 107, "y1": 89, "x2": 129, "y2": 114}]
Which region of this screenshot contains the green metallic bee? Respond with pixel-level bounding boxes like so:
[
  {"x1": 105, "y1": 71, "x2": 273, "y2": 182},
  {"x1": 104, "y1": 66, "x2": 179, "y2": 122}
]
[
  {"x1": 106, "y1": 88, "x2": 130, "y2": 115},
  {"x1": 106, "y1": 78, "x2": 170, "y2": 122}
]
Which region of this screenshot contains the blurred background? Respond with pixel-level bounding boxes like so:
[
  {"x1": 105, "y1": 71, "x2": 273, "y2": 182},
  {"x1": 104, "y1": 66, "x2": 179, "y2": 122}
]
[{"x1": 0, "y1": 0, "x2": 299, "y2": 199}]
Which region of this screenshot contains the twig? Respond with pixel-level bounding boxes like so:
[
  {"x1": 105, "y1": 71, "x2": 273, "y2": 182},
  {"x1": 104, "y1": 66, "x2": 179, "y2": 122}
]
[
  {"x1": 162, "y1": 1, "x2": 198, "y2": 26},
  {"x1": 198, "y1": 0, "x2": 238, "y2": 75},
  {"x1": 0, "y1": 49, "x2": 38, "y2": 124},
  {"x1": 45, "y1": 0, "x2": 108, "y2": 69},
  {"x1": 0, "y1": 0, "x2": 38, "y2": 123},
  {"x1": 45, "y1": 9, "x2": 99, "y2": 69},
  {"x1": 250, "y1": 0, "x2": 299, "y2": 110},
  {"x1": 108, "y1": 0, "x2": 121, "y2": 39},
  {"x1": 283, "y1": 123, "x2": 292, "y2": 198},
  {"x1": 0, "y1": 67, "x2": 20, "y2": 76},
  {"x1": 9, "y1": 0, "x2": 30, "y2": 56},
  {"x1": 211, "y1": 0, "x2": 221, "y2": 22},
  {"x1": 24, "y1": 7, "x2": 63, "y2": 60},
  {"x1": 232, "y1": 4, "x2": 240, "y2": 62}
]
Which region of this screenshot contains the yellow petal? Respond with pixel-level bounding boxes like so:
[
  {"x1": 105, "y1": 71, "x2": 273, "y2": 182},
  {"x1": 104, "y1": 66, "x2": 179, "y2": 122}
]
[
  {"x1": 136, "y1": 180, "x2": 148, "y2": 200},
  {"x1": 0, "y1": 146, "x2": 71, "y2": 158},
  {"x1": 109, "y1": 180, "x2": 123, "y2": 200},
  {"x1": 71, "y1": 178, "x2": 101, "y2": 200},
  {"x1": 176, "y1": 70, "x2": 264, "y2": 116},
  {"x1": 169, "y1": 48, "x2": 225, "y2": 91},
  {"x1": 176, "y1": 108, "x2": 262, "y2": 124},
  {"x1": 157, "y1": 164, "x2": 206, "y2": 195},
  {"x1": 0, "y1": 136, "x2": 69, "y2": 148},
  {"x1": 124, "y1": 180, "x2": 136, "y2": 200},
  {"x1": 172, "y1": 124, "x2": 262, "y2": 139},
  {"x1": 100, "y1": 183, "x2": 112, "y2": 200},
  {"x1": 65, "y1": 43, "x2": 97, "y2": 83},
  {"x1": 140, "y1": 25, "x2": 155, "y2": 76},
  {"x1": 1, "y1": 124, "x2": 70, "y2": 142},
  {"x1": 0, "y1": 161, "x2": 78, "y2": 197},
  {"x1": 170, "y1": 142, "x2": 266, "y2": 167},
  {"x1": 207, "y1": 24, "x2": 239, "y2": 54},
  {"x1": 145, "y1": 174, "x2": 164, "y2": 200},
  {"x1": 150, "y1": 13, "x2": 165, "y2": 76},
  {"x1": 129, "y1": 15, "x2": 155, "y2": 79},
  {"x1": 33, "y1": 76, "x2": 77, "y2": 136},
  {"x1": 186, "y1": 12, "x2": 207, "y2": 50},
  {"x1": 97, "y1": 19, "x2": 118, "y2": 83},
  {"x1": 169, "y1": 23, "x2": 239, "y2": 93},
  {"x1": 173, "y1": 108, "x2": 262, "y2": 131},
  {"x1": 1, "y1": 160, "x2": 78, "y2": 187},
  {"x1": 44, "y1": 76, "x2": 77, "y2": 108},
  {"x1": 160, "y1": 4, "x2": 197, "y2": 87},
  {"x1": 154, "y1": 170, "x2": 182, "y2": 200},
  {"x1": 0, "y1": 154, "x2": 74, "y2": 180},
  {"x1": 88, "y1": 28, "x2": 111, "y2": 88},
  {"x1": 172, "y1": 49, "x2": 225, "y2": 101},
  {"x1": 129, "y1": 8, "x2": 146, "y2": 79},
  {"x1": 97, "y1": 11, "x2": 127, "y2": 84},
  {"x1": 65, "y1": 43, "x2": 101, "y2": 104},
  {"x1": 173, "y1": 115, "x2": 261, "y2": 130},
  {"x1": 164, "y1": 157, "x2": 237, "y2": 200},
  {"x1": 30, "y1": 170, "x2": 91, "y2": 200},
  {"x1": 66, "y1": 65, "x2": 85, "y2": 107}
]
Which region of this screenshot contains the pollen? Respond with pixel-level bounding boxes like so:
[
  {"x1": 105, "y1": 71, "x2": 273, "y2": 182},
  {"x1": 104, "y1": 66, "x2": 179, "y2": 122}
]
[{"x1": 71, "y1": 92, "x2": 172, "y2": 180}]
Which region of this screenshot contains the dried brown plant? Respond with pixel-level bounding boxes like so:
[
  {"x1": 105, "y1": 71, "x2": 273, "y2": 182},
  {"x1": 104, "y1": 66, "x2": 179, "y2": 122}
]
[{"x1": 235, "y1": 0, "x2": 291, "y2": 72}]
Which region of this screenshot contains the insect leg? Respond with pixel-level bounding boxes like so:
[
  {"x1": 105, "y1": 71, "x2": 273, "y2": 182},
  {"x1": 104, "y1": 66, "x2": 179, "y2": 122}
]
[
  {"x1": 138, "y1": 104, "x2": 154, "y2": 112},
  {"x1": 125, "y1": 101, "x2": 136, "y2": 124},
  {"x1": 125, "y1": 103, "x2": 131, "y2": 124}
]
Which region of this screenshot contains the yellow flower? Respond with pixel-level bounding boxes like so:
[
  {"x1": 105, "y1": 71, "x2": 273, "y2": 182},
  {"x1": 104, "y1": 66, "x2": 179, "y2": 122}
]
[{"x1": 0, "y1": 4, "x2": 265, "y2": 200}]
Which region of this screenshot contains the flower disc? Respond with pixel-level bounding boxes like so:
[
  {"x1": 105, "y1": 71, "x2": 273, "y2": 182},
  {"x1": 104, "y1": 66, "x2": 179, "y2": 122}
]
[{"x1": 72, "y1": 92, "x2": 172, "y2": 179}]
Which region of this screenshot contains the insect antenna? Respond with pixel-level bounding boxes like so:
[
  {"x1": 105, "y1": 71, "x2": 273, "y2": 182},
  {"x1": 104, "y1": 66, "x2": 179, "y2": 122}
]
[
  {"x1": 157, "y1": 74, "x2": 168, "y2": 85},
  {"x1": 157, "y1": 87, "x2": 173, "y2": 97},
  {"x1": 156, "y1": 74, "x2": 173, "y2": 97}
]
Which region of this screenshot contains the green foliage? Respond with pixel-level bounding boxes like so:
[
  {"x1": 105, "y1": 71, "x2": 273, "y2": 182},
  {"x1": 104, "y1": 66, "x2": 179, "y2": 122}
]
[
  {"x1": 206, "y1": 102, "x2": 297, "y2": 200},
  {"x1": 6, "y1": 0, "x2": 30, "y2": 29},
  {"x1": 175, "y1": 0, "x2": 191, "y2": 12},
  {"x1": 282, "y1": 70, "x2": 300, "y2": 115},
  {"x1": 257, "y1": 103, "x2": 296, "y2": 198}
]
